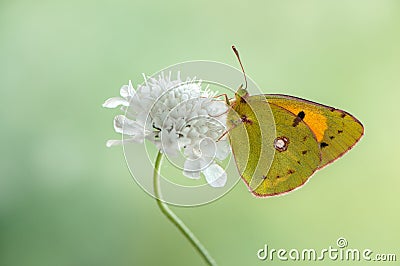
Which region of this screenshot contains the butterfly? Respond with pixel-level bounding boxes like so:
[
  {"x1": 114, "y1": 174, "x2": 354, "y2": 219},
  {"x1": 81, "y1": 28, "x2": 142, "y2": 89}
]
[{"x1": 226, "y1": 46, "x2": 364, "y2": 197}]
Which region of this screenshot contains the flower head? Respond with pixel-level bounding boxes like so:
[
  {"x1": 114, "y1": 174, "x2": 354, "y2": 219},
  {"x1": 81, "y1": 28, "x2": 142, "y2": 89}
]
[{"x1": 103, "y1": 72, "x2": 230, "y2": 187}]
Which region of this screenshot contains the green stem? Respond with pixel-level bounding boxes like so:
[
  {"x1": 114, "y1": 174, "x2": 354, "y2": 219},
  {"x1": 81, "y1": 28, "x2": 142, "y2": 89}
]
[{"x1": 153, "y1": 151, "x2": 217, "y2": 266}]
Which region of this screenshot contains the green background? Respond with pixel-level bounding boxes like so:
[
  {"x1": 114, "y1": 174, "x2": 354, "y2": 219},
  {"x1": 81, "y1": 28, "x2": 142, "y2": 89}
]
[{"x1": 1, "y1": 1, "x2": 399, "y2": 265}]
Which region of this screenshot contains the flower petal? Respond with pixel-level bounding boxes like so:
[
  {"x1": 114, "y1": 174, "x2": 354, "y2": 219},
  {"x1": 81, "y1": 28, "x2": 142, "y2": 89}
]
[
  {"x1": 183, "y1": 158, "x2": 202, "y2": 179},
  {"x1": 103, "y1": 97, "x2": 129, "y2": 108},
  {"x1": 106, "y1": 139, "x2": 123, "y2": 147},
  {"x1": 199, "y1": 138, "x2": 216, "y2": 158},
  {"x1": 183, "y1": 156, "x2": 210, "y2": 178},
  {"x1": 203, "y1": 163, "x2": 227, "y2": 187},
  {"x1": 159, "y1": 129, "x2": 180, "y2": 156},
  {"x1": 106, "y1": 138, "x2": 139, "y2": 147},
  {"x1": 113, "y1": 115, "x2": 145, "y2": 142},
  {"x1": 120, "y1": 80, "x2": 135, "y2": 98},
  {"x1": 216, "y1": 140, "x2": 230, "y2": 160}
]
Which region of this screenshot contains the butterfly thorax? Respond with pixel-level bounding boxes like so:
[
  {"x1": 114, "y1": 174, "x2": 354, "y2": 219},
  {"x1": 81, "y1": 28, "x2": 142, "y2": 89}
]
[{"x1": 229, "y1": 92, "x2": 261, "y2": 127}]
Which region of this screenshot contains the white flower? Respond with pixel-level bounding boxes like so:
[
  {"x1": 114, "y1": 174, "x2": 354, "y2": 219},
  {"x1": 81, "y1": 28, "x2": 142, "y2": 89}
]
[{"x1": 103, "y1": 72, "x2": 230, "y2": 187}]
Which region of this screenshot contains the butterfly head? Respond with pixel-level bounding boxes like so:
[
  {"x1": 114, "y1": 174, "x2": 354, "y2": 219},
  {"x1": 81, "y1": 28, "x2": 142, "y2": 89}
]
[{"x1": 235, "y1": 85, "x2": 249, "y2": 103}]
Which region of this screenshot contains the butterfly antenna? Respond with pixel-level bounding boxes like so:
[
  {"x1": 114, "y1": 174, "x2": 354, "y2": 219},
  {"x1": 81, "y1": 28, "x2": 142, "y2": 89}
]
[{"x1": 232, "y1": 45, "x2": 247, "y2": 90}]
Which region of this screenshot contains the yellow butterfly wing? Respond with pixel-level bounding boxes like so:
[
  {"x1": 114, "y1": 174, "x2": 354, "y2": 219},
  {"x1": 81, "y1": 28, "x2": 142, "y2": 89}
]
[
  {"x1": 265, "y1": 94, "x2": 364, "y2": 168},
  {"x1": 228, "y1": 95, "x2": 321, "y2": 196}
]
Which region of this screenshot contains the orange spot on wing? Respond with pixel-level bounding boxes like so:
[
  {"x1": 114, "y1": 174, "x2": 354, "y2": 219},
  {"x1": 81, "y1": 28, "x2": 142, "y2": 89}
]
[
  {"x1": 303, "y1": 112, "x2": 327, "y2": 142},
  {"x1": 270, "y1": 100, "x2": 328, "y2": 142}
]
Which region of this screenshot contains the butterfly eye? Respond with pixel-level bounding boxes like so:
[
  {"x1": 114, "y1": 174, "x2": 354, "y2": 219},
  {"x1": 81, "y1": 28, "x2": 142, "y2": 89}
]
[{"x1": 274, "y1": 136, "x2": 289, "y2": 152}]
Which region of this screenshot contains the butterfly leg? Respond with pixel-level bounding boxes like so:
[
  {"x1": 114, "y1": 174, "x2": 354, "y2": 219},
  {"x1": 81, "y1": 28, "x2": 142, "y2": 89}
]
[
  {"x1": 216, "y1": 117, "x2": 243, "y2": 142},
  {"x1": 217, "y1": 126, "x2": 234, "y2": 141},
  {"x1": 214, "y1": 93, "x2": 231, "y2": 105}
]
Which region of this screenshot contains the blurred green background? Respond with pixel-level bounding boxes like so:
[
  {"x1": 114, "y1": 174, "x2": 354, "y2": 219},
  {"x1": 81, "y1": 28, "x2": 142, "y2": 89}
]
[{"x1": 1, "y1": 0, "x2": 399, "y2": 265}]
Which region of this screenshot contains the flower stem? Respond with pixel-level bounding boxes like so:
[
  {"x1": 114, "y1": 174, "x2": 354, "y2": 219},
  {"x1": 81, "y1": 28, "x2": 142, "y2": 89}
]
[{"x1": 153, "y1": 151, "x2": 217, "y2": 266}]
